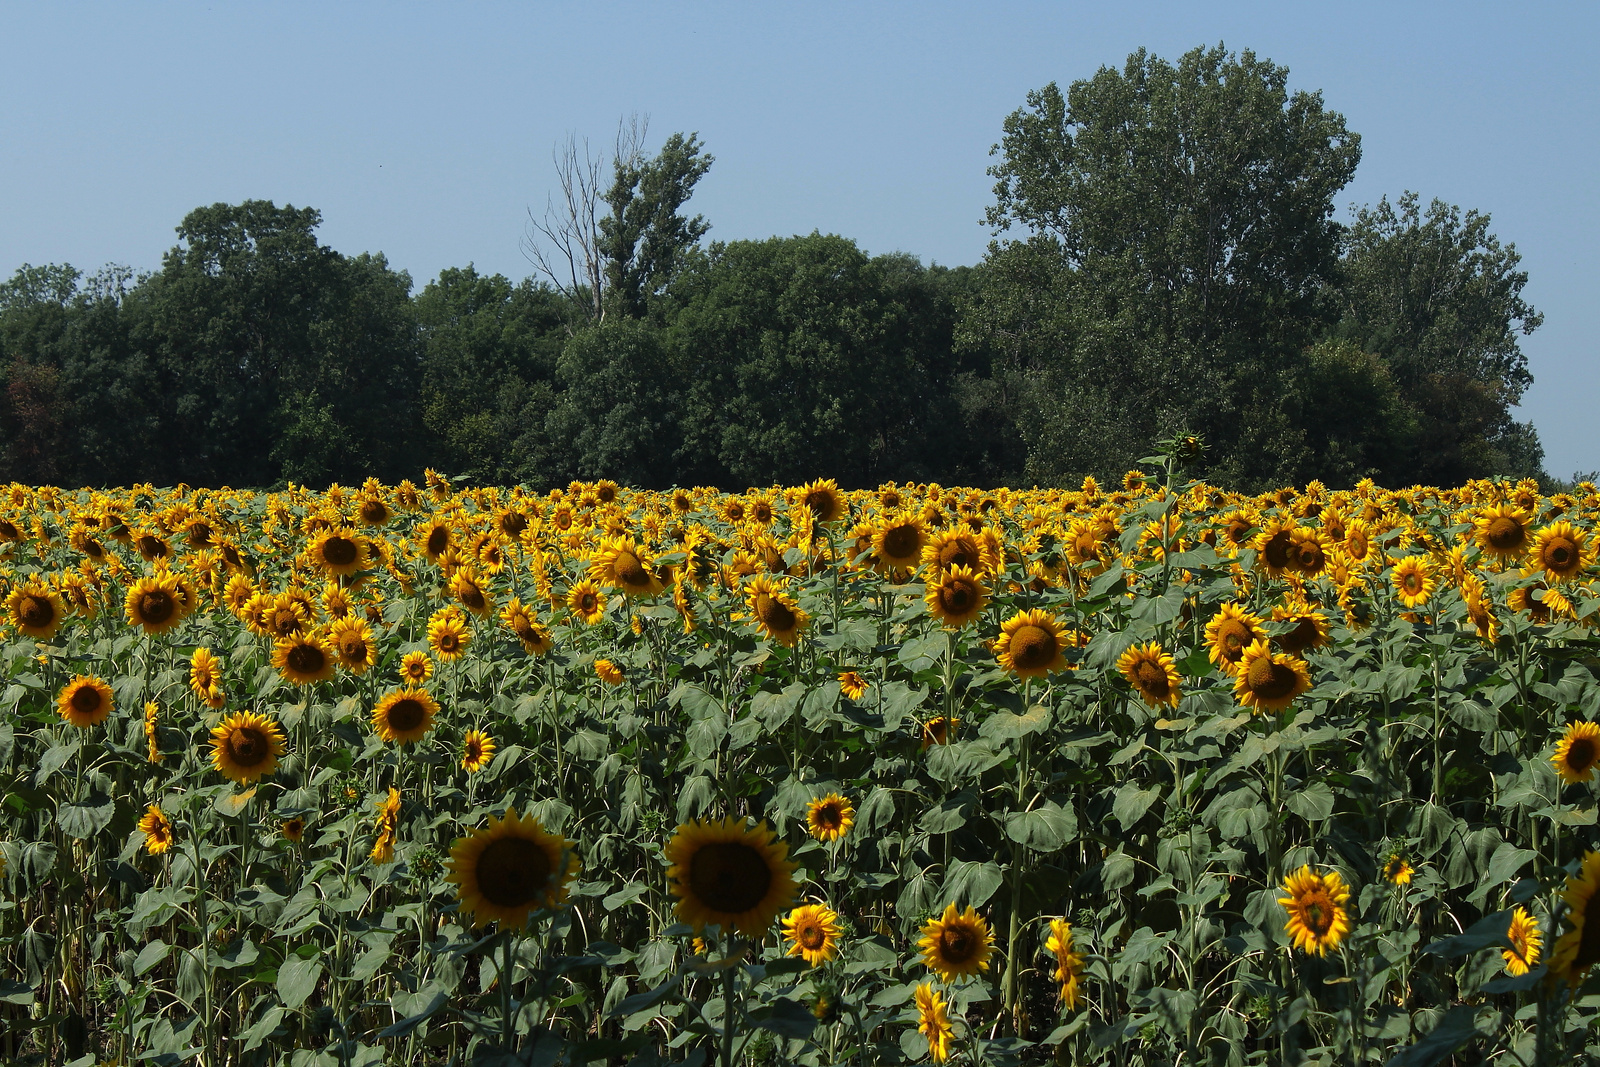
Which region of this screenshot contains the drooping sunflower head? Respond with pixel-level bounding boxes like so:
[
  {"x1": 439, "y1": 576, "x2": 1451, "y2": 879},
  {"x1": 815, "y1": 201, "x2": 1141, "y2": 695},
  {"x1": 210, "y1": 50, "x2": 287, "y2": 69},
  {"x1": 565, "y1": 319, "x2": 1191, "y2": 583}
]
[
  {"x1": 915, "y1": 982, "x2": 955, "y2": 1065},
  {"x1": 806, "y1": 793, "x2": 855, "y2": 843},
  {"x1": 664, "y1": 816, "x2": 798, "y2": 936},
  {"x1": 782, "y1": 903, "x2": 842, "y2": 967},
  {"x1": 917, "y1": 902, "x2": 995, "y2": 983},
  {"x1": 372, "y1": 688, "x2": 439, "y2": 745},
  {"x1": 57, "y1": 675, "x2": 113, "y2": 728},
  {"x1": 1043, "y1": 918, "x2": 1085, "y2": 1010},
  {"x1": 924, "y1": 565, "x2": 989, "y2": 629},
  {"x1": 1118, "y1": 641, "x2": 1182, "y2": 709},
  {"x1": 427, "y1": 607, "x2": 472, "y2": 661},
  {"x1": 1205, "y1": 603, "x2": 1265, "y2": 676},
  {"x1": 1530, "y1": 521, "x2": 1593, "y2": 584},
  {"x1": 1233, "y1": 640, "x2": 1311, "y2": 714},
  {"x1": 446, "y1": 808, "x2": 579, "y2": 929},
  {"x1": 1271, "y1": 599, "x2": 1331, "y2": 655},
  {"x1": 1504, "y1": 906, "x2": 1542, "y2": 977},
  {"x1": 272, "y1": 632, "x2": 336, "y2": 686},
  {"x1": 594, "y1": 659, "x2": 624, "y2": 686},
  {"x1": 1553, "y1": 720, "x2": 1600, "y2": 784},
  {"x1": 7, "y1": 579, "x2": 65, "y2": 639},
  {"x1": 995, "y1": 608, "x2": 1068, "y2": 679},
  {"x1": 921, "y1": 715, "x2": 959, "y2": 750},
  {"x1": 1474, "y1": 505, "x2": 1533, "y2": 559},
  {"x1": 1278, "y1": 865, "x2": 1351, "y2": 957},
  {"x1": 461, "y1": 729, "x2": 496, "y2": 773},
  {"x1": 744, "y1": 574, "x2": 810, "y2": 648},
  {"x1": 308, "y1": 527, "x2": 370, "y2": 577},
  {"x1": 1390, "y1": 556, "x2": 1436, "y2": 609},
  {"x1": 209, "y1": 711, "x2": 287, "y2": 785},
  {"x1": 138, "y1": 804, "x2": 174, "y2": 855}
]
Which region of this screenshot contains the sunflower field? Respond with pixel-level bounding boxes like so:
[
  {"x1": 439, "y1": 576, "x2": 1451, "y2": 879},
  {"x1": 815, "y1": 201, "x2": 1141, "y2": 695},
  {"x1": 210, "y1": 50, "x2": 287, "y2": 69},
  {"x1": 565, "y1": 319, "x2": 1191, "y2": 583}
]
[{"x1": 5, "y1": 457, "x2": 1600, "y2": 1067}]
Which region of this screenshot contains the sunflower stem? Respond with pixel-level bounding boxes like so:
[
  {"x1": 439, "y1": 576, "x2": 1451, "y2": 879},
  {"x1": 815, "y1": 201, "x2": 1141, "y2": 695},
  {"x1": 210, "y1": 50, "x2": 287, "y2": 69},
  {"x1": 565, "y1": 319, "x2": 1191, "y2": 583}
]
[{"x1": 501, "y1": 928, "x2": 516, "y2": 1050}]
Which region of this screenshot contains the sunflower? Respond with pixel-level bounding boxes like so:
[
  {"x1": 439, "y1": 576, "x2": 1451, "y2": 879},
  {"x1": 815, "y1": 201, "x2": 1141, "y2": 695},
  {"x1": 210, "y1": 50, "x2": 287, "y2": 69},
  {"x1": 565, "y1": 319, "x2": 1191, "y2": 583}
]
[
  {"x1": 1204, "y1": 603, "x2": 1266, "y2": 677},
  {"x1": 915, "y1": 982, "x2": 954, "y2": 1065},
  {"x1": 427, "y1": 607, "x2": 471, "y2": 661},
  {"x1": 806, "y1": 794, "x2": 854, "y2": 842},
  {"x1": 782, "y1": 904, "x2": 842, "y2": 967},
  {"x1": 744, "y1": 574, "x2": 810, "y2": 648},
  {"x1": 399, "y1": 651, "x2": 433, "y2": 686},
  {"x1": 446, "y1": 808, "x2": 579, "y2": 928},
  {"x1": 1271, "y1": 599, "x2": 1330, "y2": 655},
  {"x1": 371, "y1": 688, "x2": 439, "y2": 745},
  {"x1": 416, "y1": 518, "x2": 453, "y2": 562},
  {"x1": 1255, "y1": 521, "x2": 1296, "y2": 578},
  {"x1": 319, "y1": 616, "x2": 373, "y2": 675},
  {"x1": 1390, "y1": 557, "x2": 1435, "y2": 609},
  {"x1": 1530, "y1": 521, "x2": 1593, "y2": 584},
  {"x1": 502, "y1": 597, "x2": 554, "y2": 654},
  {"x1": 994, "y1": 608, "x2": 1069, "y2": 678},
  {"x1": 461, "y1": 729, "x2": 496, "y2": 772},
  {"x1": 1474, "y1": 505, "x2": 1533, "y2": 559},
  {"x1": 918, "y1": 902, "x2": 994, "y2": 983},
  {"x1": 1504, "y1": 906, "x2": 1541, "y2": 976},
  {"x1": 281, "y1": 817, "x2": 306, "y2": 844},
  {"x1": 371, "y1": 787, "x2": 400, "y2": 865},
  {"x1": 6, "y1": 579, "x2": 64, "y2": 639},
  {"x1": 57, "y1": 675, "x2": 113, "y2": 728},
  {"x1": 124, "y1": 572, "x2": 186, "y2": 635},
  {"x1": 209, "y1": 711, "x2": 287, "y2": 785},
  {"x1": 189, "y1": 647, "x2": 227, "y2": 708},
  {"x1": 664, "y1": 816, "x2": 798, "y2": 935},
  {"x1": 1286, "y1": 527, "x2": 1330, "y2": 577},
  {"x1": 921, "y1": 715, "x2": 959, "y2": 749},
  {"x1": 1044, "y1": 918, "x2": 1085, "y2": 1010},
  {"x1": 1233, "y1": 640, "x2": 1311, "y2": 714},
  {"x1": 589, "y1": 535, "x2": 666, "y2": 597},
  {"x1": 1118, "y1": 642, "x2": 1182, "y2": 709},
  {"x1": 1279, "y1": 865, "x2": 1351, "y2": 956},
  {"x1": 144, "y1": 701, "x2": 161, "y2": 763},
  {"x1": 1553, "y1": 720, "x2": 1600, "y2": 784},
  {"x1": 449, "y1": 567, "x2": 495, "y2": 617},
  {"x1": 873, "y1": 514, "x2": 927, "y2": 571},
  {"x1": 138, "y1": 804, "x2": 173, "y2": 855},
  {"x1": 1549, "y1": 851, "x2": 1600, "y2": 985},
  {"x1": 1461, "y1": 574, "x2": 1499, "y2": 644},
  {"x1": 922, "y1": 528, "x2": 989, "y2": 575},
  {"x1": 594, "y1": 659, "x2": 624, "y2": 686},
  {"x1": 924, "y1": 565, "x2": 989, "y2": 628},
  {"x1": 308, "y1": 528, "x2": 370, "y2": 577},
  {"x1": 567, "y1": 580, "x2": 608, "y2": 626},
  {"x1": 798, "y1": 479, "x2": 847, "y2": 525},
  {"x1": 272, "y1": 632, "x2": 336, "y2": 686},
  {"x1": 837, "y1": 671, "x2": 869, "y2": 701},
  {"x1": 1382, "y1": 853, "x2": 1413, "y2": 887}
]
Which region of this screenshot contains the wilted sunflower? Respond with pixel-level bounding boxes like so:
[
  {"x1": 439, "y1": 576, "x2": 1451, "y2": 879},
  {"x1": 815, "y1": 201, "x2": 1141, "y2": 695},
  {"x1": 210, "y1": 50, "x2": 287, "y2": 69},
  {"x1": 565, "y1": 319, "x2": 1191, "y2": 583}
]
[
  {"x1": 56, "y1": 675, "x2": 113, "y2": 728},
  {"x1": 589, "y1": 535, "x2": 666, "y2": 597},
  {"x1": 371, "y1": 688, "x2": 439, "y2": 745},
  {"x1": 838, "y1": 671, "x2": 869, "y2": 701},
  {"x1": 1382, "y1": 853, "x2": 1413, "y2": 887},
  {"x1": 994, "y1": 608, "x2": 1068, "y2": 678},
  {"x1": 272, "y1": 632, "x2": 336, "y2": 686},
  {"x1": 782, "y1": 904, "x2": 842, "y2": 967},
  {"x1": 370, "y1": 787, "x2": 400, "y2": 865},
  {"x1": 924, "y1": 565, "x2": 988, "y2": 628},
  {"x1": 1044, "y1": 918, "x2": 1085, "y2": 1009},
  {"x1": 427, "y1": 607, "x2": 471, "y2": 661},
  {"x1": 189, "y1": 647, "x2": 226, "y2": 709},
  {"x1": 665, "y1": 816, "x2": 798, "y2": 935},
  {"x1": 1118, "y1": 642, "x2": 1182, "y2": 709},
  {"x1": 594, "y1": 659, "x2": 624, "y2": 686},
  {"x1": 1530, "y1": 521, "x2": 1592, "y2": 584},
  {"x1": 138, "y1": 804, "x2": 173, "y2": 855},
  {"x1": 1279, "y1": 865, "x2": 1351, "y2": 956},
  {"x1": 915, "y1": 982, "x2": 954, "y2": 1065},
  {"x1": 308, "y1": 527, "x2": 370, "y2": 577},
  {"x1": 124, "y1": 572, "x2": 185, "y2": 635},
  {"x1": 744, "y1": 574, "x2": 810, "y2": 647},
  {"x1": 1504, "y1": 906, "x2": 1541, "y2": 976},
  {"x1": 399, "y1": 651, "x2": 433, "y2": 686},
  {"x1": 1390, "y1": 557, "x2": 1435, "y2": 609},
  {"x1": 209, "y1": 711, "x2": 287, "y2": 785},
  {"x1": 1552, "y1": 720, "x2": 1600, "y2": 784},
  {"x1": 806, "y1": 793, "x2": 854, "y2": 842},
  {"x1": 918, "y1": 902, "x2": 994, "y2": 982},
  {"x1": 446, "y1": 808, "x2": 579, "y2": 928},
  {"x1": 1205, "y1": 603, "x2": 1266, "y2": 677},
  {"x1": 326, "y1": 616, "x2": 376, "y2": 674},
  {"x1": 1549, "y1": 851, "x2": 1600, "y2": 985},
  {"x1": 1233, "y1": 640, "x2": 1311, "y2": 714},
  {"x1": 7, "y1": 579, "x2": 64, "y2": 639},
  {"x1": 1475, "y1": 505, "x2": 1533, "y2": 559},
  {"x1": 798, "y1": 479, "x2": 847, "y2": 525},
  {"x1": 461, "y1": 729, "x2": 496, "y2": 772},
  {"x1": 567, "y1": 580, "x2": 608, "y2": 626}
]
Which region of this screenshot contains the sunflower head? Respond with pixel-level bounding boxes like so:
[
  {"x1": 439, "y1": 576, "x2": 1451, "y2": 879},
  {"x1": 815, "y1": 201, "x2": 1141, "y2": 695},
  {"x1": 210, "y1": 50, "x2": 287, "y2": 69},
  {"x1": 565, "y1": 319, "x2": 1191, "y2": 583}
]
[
  {"x1": 138, "y1": 804, "x2": 174, "y2": 855},
  {"x1": 1504, "y1": 906, "x2": 1542, "y2": 977},
  {"x1": 7, "y1": 580, "x2": 65, "y2": 639},
  {"x1": 567, "y1": 580, "x2": 608, "y2": 626},
  {"x1": 327, "y1": 616, "x2": 376, "y2": 673},
  {"x1": 446, "y1": 808, "x2": 580, "y2": 929},
  {"x1": 806, "y1": 793, "x2": 854, "y2": 843},
  {"x1": 837, "y1": 670, "x2": 869, "y2": 701},
  {"x1": 272, "y1": 632, "x2": 336, "y2": 686},
  {"x1": 1118, "y1": 641, "x2": 1182, "y2": 709},
  {"x1": 782, "y1": 903, "x2": 842, "y2": 967},
  {"x1": 1550, "y1": 851, "x2": 1600, "y2": 985},
  {"x1": 209, "y1": 711, "x2": 287, "y2": 785},
  {"x1": 309, "y1": 528, "x2": 370, "y2": 577},
  {"x1": 589, "y1": 536, "x2": 666, "y2": 597},
  {"x1": 594, "y1": 659, "x2": 624, "y2": 686},
  {"x1": 1233, "y1": 640, "x2": 1311, "y2": 714},
  {"x1": 461, "y1": 729, "x2": 496, "y2": 773},
  {"x1": 918, "y1": 902, "x2": 994, "y2": 983},
  {"x1": 1475, "y1": 505, "x2": 1532, "y2": 558},
  {"x1": 427, "y1": 607, "x2": 472, "y2": 661},
  {"x1": 1043, "y1": 918, "x2": 1085, "y2": 1010},
  {"x1": 1390, "y1": 556, "x2": 1436, "y2": 609},
  {"x1": 995, "y1": 608, "x2": 1068, "y2": 679},
  {"x1": 57, "y1": 675, "x2": 114, "y2": 728},
  {"x1": 924, "y1": 565, "x2": 989, "y2": 629},
  {"x1": 1553, "y1": 720, "x2": 1600, "y2": 784},
  {"x1": 281, "y1": 817, "x2": 306, "y2": 844},
  {"x1": 399, "y1": 650, "x2": 434, "y2": 685},
  {"x1": 798, "y1": 479, "x2": 846, "y2": 525},
  {"x1": 372, "y1": 688, "x2": 439, "y2": 745},
  {"x1": 1205, "y1": 603, "x2": 1265, "y2": 676},
  {"x1": 1531, "y1": 521, "x2": 1592, "y2": 584},
  {"x1": 1278, "y1": 865, "x2": 1351, "y2": 956},
  {"x1": 744, "y1": 574, "x2": 810, "y2": 648},
  {"x1": 872, "y1": 514, "x2": 927, "y2": 570},
  {"x1": 664, "y1": 816, "x2": 798, "y2": 935},
  {"x1": 915, "y1": 982, "x2": 955, "y2": 1064},
  {"x1": 125, "y1": 573, "x2": 186, "y2": 635},
  {"x1": 1382, "y1": 852, "x2": 1413, "y2": 887}
]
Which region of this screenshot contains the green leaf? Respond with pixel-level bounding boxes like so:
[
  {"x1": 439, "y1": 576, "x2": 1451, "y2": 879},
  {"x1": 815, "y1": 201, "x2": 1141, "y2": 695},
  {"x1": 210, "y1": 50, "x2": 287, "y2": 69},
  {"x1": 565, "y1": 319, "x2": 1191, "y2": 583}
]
[
  {"x1": 1485, "y1": 842, "x2": 1536, "y2": 885},
  {"x1": 979, "y1": 704, "x2": 1051, "y2": 741},
  {"x1": 942, "y1": 859, "x2": 1004, "y2": 907},
  {"x1": 1385, "y1": 1004, "x2": 1493, "y2": 1066},
  {"x1": 1112, "y1": 783, "x2": 1161, "y2": 829},
  {"x1": 751, "y1": 996, "x2": 817, "y2": 1039},
  {"x1": 379, "y1": 986, "x2": 448, "y2": 1038},
  {"x1": 55, "y1": 793, "x2": 115, "y2": 839},
  {"x1": 1285, "y1": 781, "x2": 1334, "y2": 822},
  {"x1": 1422, "y1": 910, "x2": 1512, "y2": 958},
  {"x1": 609, "y1": 973, "x2": 684, "y2": 1018},
  {"x1": 277, "y1": 954, "x2": 323, "y2": 1010},
  {"x1": 134, "y1": 939, "x2": 170, "y2": 977},
  {"x1": 240, "y1": 1006, "x2": 285, "y2": 1052}
]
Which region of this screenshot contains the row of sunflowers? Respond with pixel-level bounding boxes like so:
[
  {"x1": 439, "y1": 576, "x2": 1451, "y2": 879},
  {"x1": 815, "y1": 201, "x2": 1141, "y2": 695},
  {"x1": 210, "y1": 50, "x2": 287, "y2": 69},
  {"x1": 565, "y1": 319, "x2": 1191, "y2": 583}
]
[{"x1": 3, "y1": 462, "x2": 1600, "y2": 1066}]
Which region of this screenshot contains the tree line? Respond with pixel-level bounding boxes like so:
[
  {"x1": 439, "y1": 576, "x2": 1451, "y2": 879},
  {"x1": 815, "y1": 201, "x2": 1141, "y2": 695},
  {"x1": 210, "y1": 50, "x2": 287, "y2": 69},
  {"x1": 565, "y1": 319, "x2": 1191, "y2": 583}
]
[{"x1": 0, "y1": 44, "x2": 1547, "y2": 492}]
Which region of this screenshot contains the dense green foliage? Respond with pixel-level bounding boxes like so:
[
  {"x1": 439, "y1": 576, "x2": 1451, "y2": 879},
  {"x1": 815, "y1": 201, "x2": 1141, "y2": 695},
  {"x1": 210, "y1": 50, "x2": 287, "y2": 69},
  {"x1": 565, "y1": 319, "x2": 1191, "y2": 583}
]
[{"x1": 0, "y1": 44, "x2": 1547, "y2": 492}]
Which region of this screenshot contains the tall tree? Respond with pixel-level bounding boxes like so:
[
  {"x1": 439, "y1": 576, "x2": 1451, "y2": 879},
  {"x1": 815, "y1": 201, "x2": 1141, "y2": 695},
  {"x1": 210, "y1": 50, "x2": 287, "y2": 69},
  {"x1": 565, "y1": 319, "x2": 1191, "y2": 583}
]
[{"x1": 600, "y1": 131, "x2": 714, "y2": 320}]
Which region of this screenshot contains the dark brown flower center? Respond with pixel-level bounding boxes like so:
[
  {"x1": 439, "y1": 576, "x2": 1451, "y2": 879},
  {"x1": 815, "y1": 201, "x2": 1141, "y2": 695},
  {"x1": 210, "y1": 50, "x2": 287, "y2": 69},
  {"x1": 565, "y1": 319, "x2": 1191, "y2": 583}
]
[
  {"x1": 614, "y1": 551, "x2": 650, "y2": 589},
  {"x1": 1486, "y1": 517, "x2": 1525, "y2": 552},
  {"x1": 426, "y1": 526, "x2": 449, "y2": 557},
  {"x1": 798, "y1": 922, "x2": 826, "y2": 950},
  {"x1": 227, "y1": 726, "x2": 270, "y2": 768},
  {"x1": 814, "y1": 805, "x2": 843, "y2": 831},
  {"x1": 458, "y1": 582, "x2": 486, "y2": 611},
  {"x1": 360, "y1": 499, "x2": 390, "y2": 524},
  {"x1": 386, "y1": 697, "x2": 426, "y2": 733},
  {"x1": 1246, "y1": 655, "x2": 1298, "y2": 701},
  {"x1": 804, "y1": 490, "x2": 840, "y2": 523},
  {"x1": 138, "y1": 535, "x2": 168, "y2": 559},
  {"x1": 70, "y1": 684, "x2": 104, "y2": 714},
  {"x1": 1303, "y1": 899, "x2": 1330, "y2": 936},
  {"x1": 477, "y1": 837, "x2": 554, "y2": 907},
  {"x1": 938, "y1": 578, "x2": 979, "y2": 615},
  {"x1": 938, "y1": 925, "x2": 977, "y2": 964},
  {"x1": 1292, "y1": 541, "x2": 1324, "y2": 573},
  {"x1": 1010, "y1": 625, "x2": 1057, "y2": 670},
  {"x1": 1134, "y1": 659, "x2": 1170, "y2": 697},
  {"x1": 1261, "y1": 530, "x2": 1293, "y2": 570},
  {"x1": 18, "y1": 595, "x2": 54, "y2": 629},
  {"x1": 938, "y1": 539, "x2": 980, "y2": 570},
  {"x1": 882, "y1": 525, "x2": 920, "y2": 561},
  {"x1": 688, "y1": 841, "x2": 772, "y2": 914},
  {"x1": 138, "y1": 589, "x2": 175, "y2": 625},
  {"x1": 1278, "y1": 617, "x2": 1319, "y2": 654},
  {"x1": 756, "y1": 594, "x2": 797, "y2": 632},
  {"x1": 1544, "y1": 537, "x2": 1577, "y2": 571},
  {"x1": 322, "y1": 536, "x2": 359, "y2": 567},
  {"x1": 1216, "y1": 619, "x2": 1253, "y2": 660},
  {"x1": 1568, "y1": 737, "x2": 1597, "y2": 772},
  {"x1": 286, "y1": 643, "x2": 326, "y2": 675}
]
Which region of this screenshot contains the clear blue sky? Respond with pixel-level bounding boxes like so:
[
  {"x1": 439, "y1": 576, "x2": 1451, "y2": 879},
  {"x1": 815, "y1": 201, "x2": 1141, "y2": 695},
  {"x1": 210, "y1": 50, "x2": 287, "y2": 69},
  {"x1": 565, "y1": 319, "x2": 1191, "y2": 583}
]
[{"x1": 3, "y1": 2, "x2": 1595, "y2": 479}]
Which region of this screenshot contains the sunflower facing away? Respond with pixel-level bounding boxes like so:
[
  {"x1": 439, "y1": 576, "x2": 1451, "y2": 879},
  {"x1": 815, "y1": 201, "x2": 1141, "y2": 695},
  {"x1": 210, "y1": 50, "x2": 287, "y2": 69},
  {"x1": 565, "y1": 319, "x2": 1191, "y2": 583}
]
[
  {"x1": 994, "y1": 609, "x2": 1069, "y2": 679},
  {"x1": 1549, "y1": 851, "x2": 1600, "y2": 986},
  {"x1": 782, "y1": 903, "x2": 842, "y2": 967},
  {"x1": 446, "y1": 808, "x2": 579, "y2": 929},
  {"x1": 7, "y1": 579, "x2": 64, "y2": 639},
  {"x1": 1118, "y1": 642, "x2": 1182, "y2": 709},
  {"x1": 57, "y1": 675, "x2": 114, "y2": 729},
  {"x1": 1233, "y1": 640, "x2": 1312, "y2": 714},
  {"x1": 664, "y1": 816, "x2": 798, "y2": 935},
  {"x1": 209, "y1": 711, "x2": 287, "y2": 785},
  {"x1": 138, "y1": 804, "x2": 173, "y2": 855},
  {"x1": 921, "y1": 715, "x2": 960, "y2": 749},
  {"x1": 1504, "y1": 906, "x2": 1541, "y2": 977},
  {"x1": 806, "y1": 793, "x2": 855, "y2": 843},
  {"x1": 427, "y1": 607, "x2": 472, "y2": 661},
  {"x1": 461, "y1": 729, "x2": 496, "y2": 772},
  {"x1": 837, "y1": 671, "x2": 870, "y2": 701},
  {"x1": 915, "y1": 982, "x2": 954, "y2": 1064},
  {"x1": 1044, "y1": 918, "x2": 1085, "y2": 1010},
  {"x1": 1553, "y1": 720, "x2": 1600, "y2": 784},
  {"x1": 1279, "y1": 865, "x2": 1351, "y2": 956},
  {"x1": 1205, "y1": 603, "x2": 1266, "y2": 677},
  {"x1": 918, "y1": 903, "x2": 995, "y2": 983},
  {"x1": 272, "y1": 632, "x2": 336, "y2": 686},
  {"x1": 371, "y1": 688, "x2": 439, "y2": 745},
  {"x1": 1390, "y1": 556, "x2": 1436, "y2": 609},
  {"x1": 925, "y1": 565, "x2": 989, "y2": 629},
  {"x1": 744, "y1": 574, "x2": 810, "y2": 648}
]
